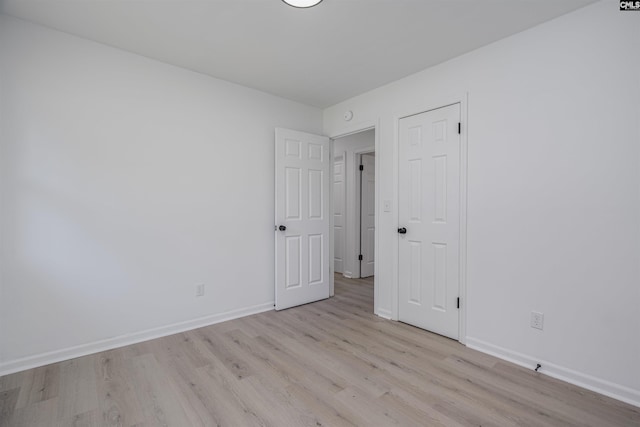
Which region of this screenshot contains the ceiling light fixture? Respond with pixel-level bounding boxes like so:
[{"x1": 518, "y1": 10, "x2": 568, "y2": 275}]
[{"x1": 282, "y1": 0, "x2": 323, "y2": 8}]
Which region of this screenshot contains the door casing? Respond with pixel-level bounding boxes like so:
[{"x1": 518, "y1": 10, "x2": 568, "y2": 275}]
[
  {"x1": 392, "y1": 93, "x2": 469, "y2": 344},
  {"x1": 328, "y1": 121, "x2": 380, "y2": 310}
]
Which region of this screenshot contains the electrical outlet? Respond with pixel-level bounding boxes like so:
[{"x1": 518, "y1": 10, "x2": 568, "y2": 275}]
[
  {"x1": 531, "y1": 311, "x2": 544, "y2": 330},
  {"x1": 196, "y1": 283, "x2": 205, "y2": 297}
]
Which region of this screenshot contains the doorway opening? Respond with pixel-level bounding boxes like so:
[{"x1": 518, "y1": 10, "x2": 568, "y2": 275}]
[{"x1": 332, "y1": 129, "x2": 376, "y2": 287}]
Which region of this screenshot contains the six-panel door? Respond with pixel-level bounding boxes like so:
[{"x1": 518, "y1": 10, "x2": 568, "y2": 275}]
[
  {"x1": 398, "y1": 104, "x2": 461, "y2": 339},
  {"x1": 275, "y1": 128, "x2": 331, "y2": 310},
  {"x1": 360, "y1": 153, "x2": 375, "y2": 278}
]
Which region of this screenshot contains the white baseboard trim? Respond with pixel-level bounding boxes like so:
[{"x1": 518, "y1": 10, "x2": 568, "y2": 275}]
[
  {"x1": 466, "y1": 337, "x2": 640, "y2": 409},
  {"x1": 376, "y1": 308, "x2": 392, "y2": 320},
  {"x1": 0, "y1": 302, "x2": 274, "y2": 377}
]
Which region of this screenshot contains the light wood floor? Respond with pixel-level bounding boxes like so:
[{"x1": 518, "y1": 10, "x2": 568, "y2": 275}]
[{"x1": 1, "y1": 275, "x2": 639, "y2": 426}]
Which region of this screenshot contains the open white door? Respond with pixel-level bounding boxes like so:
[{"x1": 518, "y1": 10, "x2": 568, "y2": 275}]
[
  {"x1": 275, "y1": 128, "x2": 331, "y2": 310},
  {"x1": 360, "y1": 153, "x2": 375, "y2": 278}
]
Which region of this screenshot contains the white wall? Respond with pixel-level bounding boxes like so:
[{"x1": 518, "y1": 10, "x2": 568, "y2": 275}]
[
  {"x1": 324, "y1": 1, "x2": 640, "y2": 406},
  {"x1": 333, "y1": 130, "x2": 375, "y2": 278},
  {"x1": 0, "y1": 16, "x2": 322, "y2": 373}
]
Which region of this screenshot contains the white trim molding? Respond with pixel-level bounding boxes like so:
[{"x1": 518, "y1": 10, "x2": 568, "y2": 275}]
[
  {"x1": 467, "y1": 337, "x2": 640, "y2": 409},
  {"x1": 0, "y1": 302, "x2": 274, "y2": 377},
  {"x1": 376, "y1": 308, "x2": 393, "y2": 320},
  {"x1": 329, "y1": 119, "x2": 381, "y2": 317},
  {"x1": 392, "y1": 92, "x2": 469, "y2": 345}
]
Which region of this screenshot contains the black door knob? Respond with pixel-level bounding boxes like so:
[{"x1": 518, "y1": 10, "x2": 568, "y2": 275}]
[
  {"x1": 279, "y1": 225, "x2": 286, "y2": 231},
  {"x1": 398, "y1": 227, "x2": 407, "y2": 234}
]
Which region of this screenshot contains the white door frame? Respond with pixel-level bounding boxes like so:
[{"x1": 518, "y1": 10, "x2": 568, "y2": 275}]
[
  {"x1": 328, "y1": 120, "x2": 380, "y2": 309},
  {"x1": 355, "y1": 148, "x2": 375, "y2": 278},
  {"x1": 392, "y1": 93, "x2": 469, "y2": 344}
]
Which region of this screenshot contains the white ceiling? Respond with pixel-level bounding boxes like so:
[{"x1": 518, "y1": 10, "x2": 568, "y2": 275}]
[{"x1": 1, "y1": 0, "x2": 597, "y2": 108}]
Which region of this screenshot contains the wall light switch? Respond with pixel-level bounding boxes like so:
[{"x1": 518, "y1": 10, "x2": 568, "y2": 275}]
[{"x1": 196, "y1": 283, "x2": 205, "y2": 297}]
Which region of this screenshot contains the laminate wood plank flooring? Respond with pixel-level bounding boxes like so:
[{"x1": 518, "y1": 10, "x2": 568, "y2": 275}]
[{"x1": 1, "y1": 274, "x2": 639, "y2": 426}]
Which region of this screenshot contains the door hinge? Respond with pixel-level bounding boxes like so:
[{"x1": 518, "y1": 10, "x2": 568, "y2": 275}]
[
  {"x1": 359, "y1": 164, "x2": 364, "y2": 171},
  {"x1": 457, "y1": 297, "x2": 460, "y2": 309},
  {"x1": 458, "y1": 122, "x2": 461, "y2": 134},
  {"x1": 358, "y1": 254, "x2": 363, "y2": 261}
]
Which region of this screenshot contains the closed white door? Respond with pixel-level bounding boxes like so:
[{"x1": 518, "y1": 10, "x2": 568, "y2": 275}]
[
  {"x1": 398, "y1": 104, "x2": 461, "y2": 339},
  {"x1": 334, "y1": 153, "x2": 346, "y2": 274},
  {"x1": 275, "y1": 128, "x2": 331, "y2": 310},
  {"x1": 360, "y1": 153, "x2": 375, "y2": 278}
]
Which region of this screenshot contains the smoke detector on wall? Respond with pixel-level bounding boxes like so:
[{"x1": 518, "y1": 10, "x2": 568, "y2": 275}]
[{"x1": 344, "y1": 111, "x2": 353, "y2": 121}]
